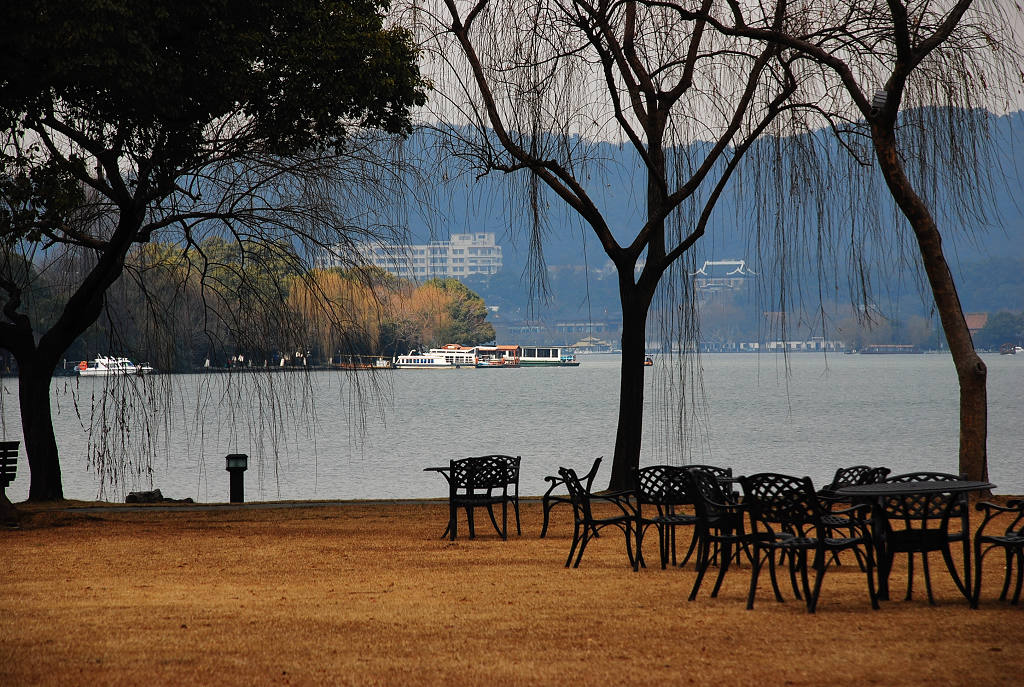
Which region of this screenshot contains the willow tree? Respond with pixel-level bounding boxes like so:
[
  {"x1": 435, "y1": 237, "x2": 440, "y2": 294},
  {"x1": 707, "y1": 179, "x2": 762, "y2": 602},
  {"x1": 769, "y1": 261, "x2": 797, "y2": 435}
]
[
  {"x1": 684, "y1": 0, "x2": 1024, "y2": 482},
  {"x1": 405, "y1": 0, "x2": 808, "y2": 489},
  {"x1": 0, "y1": 0, "x2": 427, "y2": 501}
]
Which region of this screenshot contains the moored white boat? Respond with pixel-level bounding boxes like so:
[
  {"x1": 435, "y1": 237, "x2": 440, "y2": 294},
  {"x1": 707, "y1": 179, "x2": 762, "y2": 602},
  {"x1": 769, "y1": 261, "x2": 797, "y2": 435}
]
[
  {"x1": 393, "y1": 345, "x2": 477, "y2": 369},
  {"x1": 518, "y1": 346, "x2": 580, "y2": 366},
  {"x1": 77, "y1": 356, "x2": 154, "y2": 376}
]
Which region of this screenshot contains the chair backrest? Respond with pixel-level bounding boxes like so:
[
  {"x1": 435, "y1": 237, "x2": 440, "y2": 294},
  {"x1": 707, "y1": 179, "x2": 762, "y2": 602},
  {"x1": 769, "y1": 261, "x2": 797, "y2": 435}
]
[
  {"x1": 558, "y1": 467, "x2": 594, "y2": 523},
  {"x1": 880, "y1": 472, "x2": 967, "y2": 522},
  {"x1": 632, "y1": 465, "x2": 692, "y2": 507},
  {"x1": 826, "y1": 465, "x2": 876, "y2": 490},
  {"x1": 0, "y1": 440, "x2": 17, "y2": 488},
  {"x1": 577, "y1": 457, "x2": 602, "y2": 492},
  {"x1": 687, "y1": 468, "x2": 735, "y2": 522},
  {"x1": 741, "y1": 472, "x2": 821, "y2": 535},
  {"x1": 450, "y1": 455, "x2": 519, "y2": 492},
  {"x1": 687, "y1": 464, "x2": 733, "y2": 482}
]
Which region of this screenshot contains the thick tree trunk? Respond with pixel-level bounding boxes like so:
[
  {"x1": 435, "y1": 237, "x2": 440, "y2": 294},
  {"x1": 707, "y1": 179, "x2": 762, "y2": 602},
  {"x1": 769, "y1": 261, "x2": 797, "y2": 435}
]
[
  {"x1": 18, "y1": 358, "x2": 64, "y2": 501},
  {"x1": 607, "y1": 288, "x2": 653, "y2": 492},
  {"x1": 871, "y1": 127, "x2": 988, "y2": 482}
]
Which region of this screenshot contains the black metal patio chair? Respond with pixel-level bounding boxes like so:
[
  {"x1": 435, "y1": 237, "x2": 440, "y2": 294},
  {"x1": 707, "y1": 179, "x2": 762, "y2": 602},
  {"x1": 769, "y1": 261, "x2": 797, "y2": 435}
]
[
  {"x1": 540, "y1": 457, "x2": 602, "y2": 538},
  {"x1": 687, "y1": 467, "x2": 760, "y2": 601},
  {"x1": 445, "y1": 454, "x2": 521, "y2": 540},
  {"x1": 741, "y1": 472, "x2": 878, "y2": 613},
  {"x1": 632, "y1": 465, "x2": 699, "y2": 571},
  {"x1": 558, "y1": 466, "x2": 637, "y2": 568},
  {"x1": 971, "y1": 499, "x2": 1024, "y2": 608},
  {"x1": 876, "y1": 471, "x2": 972, "y2": 604},
  {"x1": 817, "y1": 465, "x2": 890, "y2": 569}
]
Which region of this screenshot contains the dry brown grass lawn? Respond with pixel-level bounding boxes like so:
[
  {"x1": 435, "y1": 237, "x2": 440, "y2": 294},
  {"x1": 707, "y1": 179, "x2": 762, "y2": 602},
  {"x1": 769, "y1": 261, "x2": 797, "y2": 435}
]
[{"x1": 1, "y1": 499, "x2": 1022, "y2": 686}]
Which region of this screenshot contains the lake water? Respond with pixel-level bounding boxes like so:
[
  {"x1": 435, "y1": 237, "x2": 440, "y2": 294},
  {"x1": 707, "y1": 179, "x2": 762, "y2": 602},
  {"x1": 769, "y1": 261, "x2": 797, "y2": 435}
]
[{"x1": 2, "y1": 352, "x2": 1022, "y2": 503}]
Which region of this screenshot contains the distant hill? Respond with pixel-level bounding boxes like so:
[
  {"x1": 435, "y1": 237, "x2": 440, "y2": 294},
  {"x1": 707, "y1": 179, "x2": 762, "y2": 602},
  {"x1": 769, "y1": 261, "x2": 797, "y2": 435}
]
[{"x1": 399, "y1": 110, "x2": 1024, "y2": 323}]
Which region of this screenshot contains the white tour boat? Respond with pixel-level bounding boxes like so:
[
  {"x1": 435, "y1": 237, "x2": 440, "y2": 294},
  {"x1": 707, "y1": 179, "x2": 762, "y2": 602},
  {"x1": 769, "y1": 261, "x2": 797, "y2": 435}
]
[
  {"x1": 77, "y1": 356, "x2": 154, "y2": 376},
  {"x1": 518, "y1": 346, "x2": 580, "y2": 367},
  {"x1": 393, "y1": 345, "x2": 478, "y2": 369}
]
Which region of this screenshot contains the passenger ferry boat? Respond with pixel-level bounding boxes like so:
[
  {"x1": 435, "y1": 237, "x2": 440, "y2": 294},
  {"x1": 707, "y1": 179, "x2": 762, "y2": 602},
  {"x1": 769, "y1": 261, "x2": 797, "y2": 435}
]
[
  {"x1": 393, "y1": 345, "x2": 477, "y2": 369},
  {"x1": 518, "y1": 346, "x2": 580, "y2": 366},
  {"x1": 77, "y1": 356, "x2": 154, "y2": 376}
]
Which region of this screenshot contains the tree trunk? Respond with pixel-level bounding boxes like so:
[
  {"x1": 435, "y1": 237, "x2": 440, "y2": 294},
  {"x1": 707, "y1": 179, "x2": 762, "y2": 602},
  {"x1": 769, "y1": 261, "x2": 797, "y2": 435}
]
[
  {"x1": 871, "y1": 126, "x2": 988, "y2": 482},
  {"x1": 18, "y1": 358, "x2": 64, "y2": 501},
  {"x1": 607, "y1": 287, "x2": 653, "y2": 492}
]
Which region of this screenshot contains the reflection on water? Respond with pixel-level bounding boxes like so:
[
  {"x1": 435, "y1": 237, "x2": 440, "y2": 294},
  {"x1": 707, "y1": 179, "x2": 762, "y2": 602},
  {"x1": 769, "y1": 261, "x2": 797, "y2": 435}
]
[{"x1": 2, "y1": 352, "x2": 1022, "y2": 503}]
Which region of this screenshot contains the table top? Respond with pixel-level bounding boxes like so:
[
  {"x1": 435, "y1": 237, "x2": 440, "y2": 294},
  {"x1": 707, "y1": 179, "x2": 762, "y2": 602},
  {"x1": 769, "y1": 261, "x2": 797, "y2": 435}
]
[{"x1": 834, "y1": 480, "x2": 995, "y2": 497}]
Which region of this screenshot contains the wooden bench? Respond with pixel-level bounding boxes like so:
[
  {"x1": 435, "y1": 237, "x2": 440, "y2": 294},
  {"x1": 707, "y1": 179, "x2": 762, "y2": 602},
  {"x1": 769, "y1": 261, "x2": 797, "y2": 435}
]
[{"x1": 1, "y1": 440, "x2": 18, "y2": 498}]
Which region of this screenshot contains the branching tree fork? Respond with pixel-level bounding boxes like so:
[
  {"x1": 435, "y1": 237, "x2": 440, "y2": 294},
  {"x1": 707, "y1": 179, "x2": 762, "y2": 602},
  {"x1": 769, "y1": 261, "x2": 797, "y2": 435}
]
[
  {"x1": 670, "y1": 0, "x2": 1023, "y2": 482},
  {"x1": 410, "y1": 0, "x2": 808, "y2": 489}
]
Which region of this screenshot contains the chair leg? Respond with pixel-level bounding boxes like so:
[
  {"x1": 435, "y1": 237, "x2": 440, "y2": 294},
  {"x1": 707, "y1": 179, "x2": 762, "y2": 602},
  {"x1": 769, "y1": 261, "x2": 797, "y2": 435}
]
[
  {"x1": 1012, "y1": 549, "x2": 1024, "y2": 604},
  {"x1": 710, "y1": 539, "x2": 734, "y2": 598},
  {"x1": 864, "y1": 543, "x2": 880, "y2": 610},
  {"x1": 747, "y1": 545, "x2": 766, "y2": 610},
  {"x1": 807, "y1": 553, "x2": 826, "y2": 614},
  {"x1": 921, "y1": 552, "x2": 936, "y2": 605},
  {"x1": 466, "y1": 505, "x2": 476, "y2": 539},
  {"x1": 633, "y1": 523, "x2": 648, "y2": 572},
  {"x1": 679, "y1": 529, "x2": 699, "y2": 567},
  {"x1": 905, "y1": 552, "x2": 916, "y2": 601},
  {"x1": 565, "y1": 523, "x2": 582, "y2": 568},
  {"x1": 573, "y1": 530, "x2": 593, "y2": 568},
  {"x1": 745, "y1": 544, "x2": 761, "y2": 610},
  {"x1": 484, "y1": 503, "x2": 503, "y2": 539},
  {"x1": 788, "y1": 550, "x2": 803, "y2": 601},
  {"x1": 625, "y1": 523, "x2": 637, "y2": 569},
  {"x1": 767, "y1": 548, "x2": 785, "y2": 602},
  {"x1": 689, "y1": 534, "x2": 712, "y2": 601},
  {"x1": 513, "y1": 498, "x2": 521, "y2": 535},
  {"x1": 999, "y1": 549, "x2": 1013, "y2": 601},
  {"x1": 797, "y1": 551, "x2": 813, "y2": 607},
  {"x1": 971, "y1": 542, "x2": 985, "y2": 609},
  {"x1": 540, "y1": 498, "x2": 554, "y2": 538},
  {"x1": 940, "y1": 542, "x2": 969, "y2": 601}
]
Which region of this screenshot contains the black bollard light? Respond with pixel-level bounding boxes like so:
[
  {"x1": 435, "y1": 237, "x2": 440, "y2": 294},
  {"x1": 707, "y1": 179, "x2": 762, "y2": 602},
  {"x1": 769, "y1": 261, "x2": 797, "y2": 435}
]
[{"x1": 225, "y1": 453, "x2": 248, "y2": 503}]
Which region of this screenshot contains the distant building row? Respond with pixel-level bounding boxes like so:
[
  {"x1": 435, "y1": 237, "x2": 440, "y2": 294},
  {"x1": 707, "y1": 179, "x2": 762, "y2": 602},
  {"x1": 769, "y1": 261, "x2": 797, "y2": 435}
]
[{"x1": 322, "y1": 233, "x2": 503, "y2": 279}]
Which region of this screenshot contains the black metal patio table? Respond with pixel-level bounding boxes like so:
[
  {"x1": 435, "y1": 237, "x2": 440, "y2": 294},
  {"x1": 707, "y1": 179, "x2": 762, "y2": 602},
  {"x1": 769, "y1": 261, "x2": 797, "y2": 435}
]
[{"x1": 835, "y1": 479, "x2": 995, "y2": 602}]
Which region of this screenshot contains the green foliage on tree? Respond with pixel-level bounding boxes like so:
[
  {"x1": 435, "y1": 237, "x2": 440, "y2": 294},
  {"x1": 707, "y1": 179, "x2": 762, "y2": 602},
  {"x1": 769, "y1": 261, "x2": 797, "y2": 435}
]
[{"x1": 425, "y1": 278, "x2": 496, "y2": 346}]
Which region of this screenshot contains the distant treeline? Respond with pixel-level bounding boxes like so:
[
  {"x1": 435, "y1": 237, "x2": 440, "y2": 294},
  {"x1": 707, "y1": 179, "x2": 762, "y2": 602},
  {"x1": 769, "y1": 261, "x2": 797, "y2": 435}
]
[{"x1": 16, "y1": 238, "x2": 495, "y2": 373}]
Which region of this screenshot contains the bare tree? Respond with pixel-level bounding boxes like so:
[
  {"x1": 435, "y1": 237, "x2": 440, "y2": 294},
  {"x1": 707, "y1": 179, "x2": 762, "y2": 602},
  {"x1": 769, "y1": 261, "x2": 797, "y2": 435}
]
[
  {"x1": 404, "y1": 0, "x2": 811, "y2": 488},
  {"x1": 677, "y1": 0, "x2": 1024, "y2": 482}
]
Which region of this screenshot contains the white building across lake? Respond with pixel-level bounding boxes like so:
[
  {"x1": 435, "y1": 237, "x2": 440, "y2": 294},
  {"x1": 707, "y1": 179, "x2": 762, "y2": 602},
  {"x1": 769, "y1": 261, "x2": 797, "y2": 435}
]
[{"x1": 324, "y1": 233, "x2": 503, "y2": 280}]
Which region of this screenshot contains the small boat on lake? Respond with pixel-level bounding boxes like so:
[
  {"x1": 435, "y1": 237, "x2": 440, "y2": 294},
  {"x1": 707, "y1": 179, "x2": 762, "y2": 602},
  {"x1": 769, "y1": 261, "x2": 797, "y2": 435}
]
[
  {"x1": 475, "y1": 344, "x2": 520, "y2": 368},
  {"x1": 644, "y1": 356, "x2": 654, "y2": 366},
  {"x1": 77, "y1": 356, "x2": 154, "y2": 376}
]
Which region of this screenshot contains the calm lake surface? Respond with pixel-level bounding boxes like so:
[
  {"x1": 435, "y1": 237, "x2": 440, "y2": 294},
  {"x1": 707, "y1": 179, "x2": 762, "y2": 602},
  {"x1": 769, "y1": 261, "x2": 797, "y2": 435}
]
[{"x1": 2, "y1": 352, "x2": 1022, "y2": 503}]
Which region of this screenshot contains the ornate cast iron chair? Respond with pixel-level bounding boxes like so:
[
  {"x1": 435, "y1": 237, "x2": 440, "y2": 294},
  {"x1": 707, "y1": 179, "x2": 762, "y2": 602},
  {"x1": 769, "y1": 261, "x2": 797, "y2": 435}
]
[
  {"x1": 687, "y1": 468, "x2": 759, "y2": 601},
  {"x1": 877, "y1": 472, "x2": 972, "y2": 604},
  {"x1": 445, "y1": 455, "x2": 521, "y2": 540},
  {"x1": 540, "y1": 457, "x2": 602, "y2": 538},
  {"x1": 741, "y1": 472, "x2": 878, "y2": 613},
  {"x1": 817, "y1": 465, "x2": 891, "y2": 569},
  {"x1": 558, "y1": 466, "x2": 637, "y2": 568},
  {"x1": 632, "y1": 465, "x2": 699, "y2": 571},
  {"x1": 971, "y1": 499, "x2": 1024, "y2": 608}
]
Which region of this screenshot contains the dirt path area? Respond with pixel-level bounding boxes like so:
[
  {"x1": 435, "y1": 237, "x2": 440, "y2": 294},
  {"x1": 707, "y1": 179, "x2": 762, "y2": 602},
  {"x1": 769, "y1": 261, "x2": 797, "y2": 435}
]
[{"x1": 2, "y1": 500, "x2": 1021, "y2": 685}]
